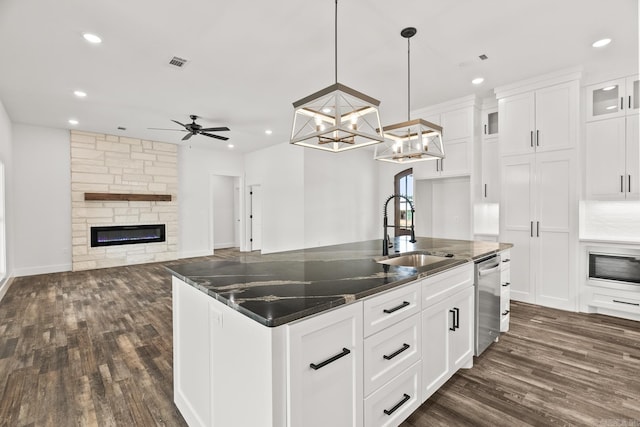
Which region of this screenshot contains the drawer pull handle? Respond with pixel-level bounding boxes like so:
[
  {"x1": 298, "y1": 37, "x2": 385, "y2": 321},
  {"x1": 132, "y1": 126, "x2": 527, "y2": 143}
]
[
  {"x1": 383, "y1": 393, "x2": 411, "y2": 416},
  {"x1": 383, "y1": 343, "x2": 410, "y2": 360},
  {"x1": 502, "y1": 259, "x2": 510, "y2": 263},
  {"x1": 383, "y1": 301, "x2": 410, "y2": 314},
  {"x1": 613, "y1": 300, "x2": 640, "y2": 307},
  {"x1": 502, "y1": 310, "x2": 510, "y2": 316},
  {"x1": 502, "y1": 282, "x2": 510, "y2": 287},
  {"x1": 309, "y1": 348, "x2": 350, "y2": 370},
  {"x1": 449, "y1": 307, "x2": 460, "y2": 331}
]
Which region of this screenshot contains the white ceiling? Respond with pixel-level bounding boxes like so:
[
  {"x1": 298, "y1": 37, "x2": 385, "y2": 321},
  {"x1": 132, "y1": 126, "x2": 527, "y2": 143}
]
[{"x1": 0, "y1": 0, "x2": 637, "y2": 153}]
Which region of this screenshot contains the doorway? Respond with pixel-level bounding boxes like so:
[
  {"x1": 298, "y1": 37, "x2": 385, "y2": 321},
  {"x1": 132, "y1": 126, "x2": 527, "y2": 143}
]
[
  {"x1": 249, "y1": 185, "x2": 262, "y2": 251},
  {"x1": 210, "y1": 175, "x2": 241, "y2": 252}
]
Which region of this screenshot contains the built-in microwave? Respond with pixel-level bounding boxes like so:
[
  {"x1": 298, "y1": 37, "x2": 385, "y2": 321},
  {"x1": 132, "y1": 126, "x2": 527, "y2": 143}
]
[{"x1": 588, "y1": 249, "x2": 640, "y2": 289}]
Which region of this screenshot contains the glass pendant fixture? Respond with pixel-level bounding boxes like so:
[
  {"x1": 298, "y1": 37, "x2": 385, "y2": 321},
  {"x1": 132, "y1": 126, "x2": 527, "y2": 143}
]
[
  {"x1": 290, "y1": 0, "x2": 384, "y2": 152},
  {"x1": 375, "y1": 27, "x2": 444, "y2": 163}
]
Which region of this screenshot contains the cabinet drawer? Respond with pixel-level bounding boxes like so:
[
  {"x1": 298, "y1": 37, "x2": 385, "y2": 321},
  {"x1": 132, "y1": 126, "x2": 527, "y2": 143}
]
[
  {"x1": 591, "y1": 292, "x2": 640, "y2": 314},
  {"x1": 364, "y1": 314, "x2": 421, "y2": 396},
  {"x1": 364, "y1": 281, "x2": 420, "y2": 337},
  {"x1": 364, "y1": 362, "x2": 421, "y2": 427},
  {"x1": 422, "y1": 263, "x2": 474, "y2": 309},
  {"x1": 500, "y1": 313, "x2": 510, "y2": 332}
]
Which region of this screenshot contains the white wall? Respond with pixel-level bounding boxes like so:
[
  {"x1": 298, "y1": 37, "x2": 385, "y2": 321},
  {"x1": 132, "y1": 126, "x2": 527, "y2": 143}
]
[
  {"x1": 179, "y1": 145, "x2": 244, "y2": 258},
  {"x1": 0, "y1": 99, "x2": 12, "y2": 295},
  {"x1": 244, "y1": 142, "x2": 304, "y2": 253},
  {"x1": 303, "y1": 148, "x2": 378, "y2": 248},
  {"x1": 12, "y1": 124, "x2": 71, "y2": 276},
  {"x1": 211, "y1": 175, "x2": 236, "y2": 249}
]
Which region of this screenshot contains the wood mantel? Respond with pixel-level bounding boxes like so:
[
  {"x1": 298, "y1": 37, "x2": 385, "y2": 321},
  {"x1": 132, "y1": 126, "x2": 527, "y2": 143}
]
[{"x1": 84, "y1": 193, "x2": 172, "y2": 202}]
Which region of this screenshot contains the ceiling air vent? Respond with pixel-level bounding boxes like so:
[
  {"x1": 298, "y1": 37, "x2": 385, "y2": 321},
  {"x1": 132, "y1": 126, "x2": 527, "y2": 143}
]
[
  {"x1": 479, "y1": 54, "x2": 488, "y2": 60},
  {"x1": 168, "y1": 56, "x2": 188, "y2": 68}
]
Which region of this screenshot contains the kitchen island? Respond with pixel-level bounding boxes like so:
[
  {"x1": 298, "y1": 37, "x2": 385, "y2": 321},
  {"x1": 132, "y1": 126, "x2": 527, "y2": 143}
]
[{"x1": 167, "y1": 237, "x2": 512, "y2": 427}]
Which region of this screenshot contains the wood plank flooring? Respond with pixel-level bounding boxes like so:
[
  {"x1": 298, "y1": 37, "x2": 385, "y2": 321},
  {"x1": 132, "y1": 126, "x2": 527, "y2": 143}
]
[{"x1": 0, "y1": 251, "x2": 638, "y2": 426}]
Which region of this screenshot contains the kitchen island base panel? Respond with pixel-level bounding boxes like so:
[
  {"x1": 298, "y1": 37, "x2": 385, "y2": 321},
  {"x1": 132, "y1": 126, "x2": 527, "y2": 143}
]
[{"x1": 173, "y1": 277, "x2": 287, "y2": 427}]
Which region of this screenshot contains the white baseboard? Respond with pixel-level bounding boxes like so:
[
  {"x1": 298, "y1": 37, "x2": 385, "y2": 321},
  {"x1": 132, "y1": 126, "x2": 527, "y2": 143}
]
[
  {"x1": 0, "y1": 276, "x2": 14, "y2": 302},
  {"x1": 214, "y1": 242, "x2": 237, "y2": 250},
  {"x1": 13, "y1": 263, "x2": 72, "y2": 277},
  {"x1": 178, "y1": 250, "x2": 212, "y2": 259}
]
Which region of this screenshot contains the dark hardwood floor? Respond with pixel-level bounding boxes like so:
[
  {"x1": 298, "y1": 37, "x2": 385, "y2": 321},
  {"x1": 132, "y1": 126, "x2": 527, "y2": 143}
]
[{"x1": 0, "y1": 251, "x2": 638, "y2": 426}]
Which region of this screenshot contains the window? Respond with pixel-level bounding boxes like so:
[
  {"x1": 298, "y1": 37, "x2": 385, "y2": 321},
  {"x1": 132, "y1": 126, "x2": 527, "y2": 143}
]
[{"x1": 394, "y1": 168, "x2": 413, "y2": 237}]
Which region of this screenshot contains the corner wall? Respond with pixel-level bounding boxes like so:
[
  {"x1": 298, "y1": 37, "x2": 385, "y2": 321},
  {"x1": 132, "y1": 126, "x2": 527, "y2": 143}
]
[{"x1": 0, "y1": 98, "x2": 12, "y2": 298}]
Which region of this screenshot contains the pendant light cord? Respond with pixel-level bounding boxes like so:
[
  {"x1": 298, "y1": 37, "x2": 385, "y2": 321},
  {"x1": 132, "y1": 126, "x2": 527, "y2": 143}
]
[
  {"x1": 407, "y1": 35, "x2": 411, "y2": 121},
  {"x1": 334, "y1": 0, "x2": 338, "y2": 84}
]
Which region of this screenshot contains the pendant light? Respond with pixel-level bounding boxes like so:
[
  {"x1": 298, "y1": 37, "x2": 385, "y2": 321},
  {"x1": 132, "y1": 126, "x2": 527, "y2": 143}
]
[
  {"x1": 374, "y1": 27, "x2": 444, "y2": 163},
  {"x1": 290, "y1": 0, "x2": 384, "y2": 152}
]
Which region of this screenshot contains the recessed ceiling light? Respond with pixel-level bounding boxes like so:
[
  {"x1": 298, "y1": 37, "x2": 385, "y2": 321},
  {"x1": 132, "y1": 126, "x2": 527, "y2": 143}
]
[
  {"x1": 68, "y1": 119, "x2": 79, "y2": 125},
  {"x1": 73, "y1": 90, "x2": 87, "y2": 98},
  {"x1": 227, "y1": 143, "x2": 234, "y2": 149},
  {"x1": 265, "y1": 129, "x2": 273, "y2": 135},
  {"x1": 472, "y1": 77, "x2": 484, "y2": 85},
  {"x1": 83, "y1": 33, "x2": 102, "y2": 44},
  {"x1": 602, "y1": 86, "x2": 616, "y2": 91},
  {"x1": 592, "y1": 38, "x2": 611, "y2": 48}
]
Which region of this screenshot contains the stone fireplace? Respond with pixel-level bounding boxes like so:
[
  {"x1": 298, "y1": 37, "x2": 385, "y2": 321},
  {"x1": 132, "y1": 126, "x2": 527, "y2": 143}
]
[{"x1": 71, "y1": 130, "x2": 178, "y2": 271}]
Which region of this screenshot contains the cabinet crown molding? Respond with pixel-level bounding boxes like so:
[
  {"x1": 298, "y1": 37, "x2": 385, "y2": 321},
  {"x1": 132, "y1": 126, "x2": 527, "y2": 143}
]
[
  {"x1": 412, "y1": 94, "x2": 479, "y2": 117},
  {"x1": 495, "y1": 67, "x2": 583, "y2": 99}
]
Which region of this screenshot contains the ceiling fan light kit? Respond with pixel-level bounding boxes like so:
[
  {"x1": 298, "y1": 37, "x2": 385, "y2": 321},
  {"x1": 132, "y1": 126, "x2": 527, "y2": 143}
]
[
  {"x1": 290, "y1": 0, "x2": 384, "y2": 152},
  {"x1": 374, "y1": 27, "x2": 445, "y2": 163}
]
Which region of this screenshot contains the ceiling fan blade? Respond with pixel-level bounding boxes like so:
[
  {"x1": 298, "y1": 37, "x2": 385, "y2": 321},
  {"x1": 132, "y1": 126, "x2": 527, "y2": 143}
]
[
  {"x1": 148, "y1": 127, "x2": 187, "y2": 132},
  {"x1": 172, "y1": 120, "x2": 187, "y2": 127},
  {"x1": 182, "y1": 132, "x2": 194, "y2": 141},
  {"x1": 199, "y1": 126, "x2": 230, "y2": 132},
  {"x1": 201, "y1": 132, "x2": 229, "y2": 141}
]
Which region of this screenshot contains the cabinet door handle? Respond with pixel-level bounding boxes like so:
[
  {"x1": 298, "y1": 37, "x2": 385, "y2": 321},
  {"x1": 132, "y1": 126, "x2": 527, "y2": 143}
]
[
  {"x1": 536, "y1": 221, "x2": 540, "y2": 237},
  {"x1": 383, "y1": 301, "x2": 410, "y2": 314},
  {"x1": 502, "y1": 282, "x2": 510, "y2": 287},
  {"x1": 621, "y1": 175, "x2": 625, "y2": 193},
  {"x1": 484, "y1": 124, "x2": 487, "y2": 134},
  {"x1": 536, "y1": 129, "x2": 539, "y2": 147},
  {"x1": 621, "y1": 97, "x2": 624, "y2": 110},
  {"x1": 309, "y1": 348, "x2": 351, "y2": 370},
  {"x1": 436, "y1": 159, "x2": 439, "y2": 172},
  {"x1": 449, "y1": 309, "x2": 457, "y2": 331},
  {"x1": 629, "y1": 175, "x2": 632, "y2": 193},
  {"x1": 383, "y1": 343, "x2": 410, "y2": 360},
  {"x1": 530, "y1": 221, "x2": 533, "y2": 237},
  {"x1": 502, "y1": 310, "x2": 510, "y2": 316},
  {"x1": 484, "y1": 184, "x2": 487, "y2": 198},
  {"x1": 613, "y1": 299, "x2": 640, "y2": 307},
  {"x1": 383, "y1": 394, "x2": 411, "y2": 416},
  {"x1": 530, "y1": 130, "x2": 534, "y2": 147}
]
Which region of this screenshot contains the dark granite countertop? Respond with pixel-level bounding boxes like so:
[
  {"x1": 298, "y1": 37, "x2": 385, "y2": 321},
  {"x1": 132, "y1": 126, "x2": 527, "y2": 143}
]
[{"x1": 165, "y1": 237, "x2": 513, "y2": 327}]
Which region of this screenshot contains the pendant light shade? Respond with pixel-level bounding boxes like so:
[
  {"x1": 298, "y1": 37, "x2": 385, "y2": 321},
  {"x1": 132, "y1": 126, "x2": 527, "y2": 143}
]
[
  {"x1": 290, "y1": 0, "x2": 384, "y2": 152},
  {"x1": 375, "y1": 27, "x2": 445, "y2": 163}
]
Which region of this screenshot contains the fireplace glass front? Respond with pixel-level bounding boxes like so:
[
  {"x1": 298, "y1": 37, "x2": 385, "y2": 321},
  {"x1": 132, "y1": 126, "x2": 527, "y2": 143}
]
[{"x1": 90, "y1": 224, "x2": 166, "y2": 247}]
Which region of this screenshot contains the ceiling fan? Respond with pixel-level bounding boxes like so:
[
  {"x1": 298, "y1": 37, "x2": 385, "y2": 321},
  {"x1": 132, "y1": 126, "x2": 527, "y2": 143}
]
[{"x1": 150, "y1": 115, "x2": 230, "y2": 141}]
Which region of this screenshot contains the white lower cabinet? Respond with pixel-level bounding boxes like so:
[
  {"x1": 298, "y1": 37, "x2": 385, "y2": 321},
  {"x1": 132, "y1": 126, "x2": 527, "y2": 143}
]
[
  {"x1": 364, "y1": 362, "x2": 421, "y2": 427},
  {"x1": 500, "y1": 250, "x2": 511, "y2": 332},
  {"x1": 288, "y1": 302, "x2": 363, "y2": 427},
  {"x1": 173, "y1": 262, "x2": 476, "y2": 427}
]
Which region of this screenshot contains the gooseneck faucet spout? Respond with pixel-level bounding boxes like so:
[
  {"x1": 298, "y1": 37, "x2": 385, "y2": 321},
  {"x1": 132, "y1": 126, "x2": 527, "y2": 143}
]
[{"x1": 382, "y1": 194, "x2": 417, "y2": 256}]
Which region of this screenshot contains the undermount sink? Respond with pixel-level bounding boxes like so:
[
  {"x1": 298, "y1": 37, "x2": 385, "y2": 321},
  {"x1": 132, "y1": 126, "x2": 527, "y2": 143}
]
[{"x1": 376, "y1": 252, "x2": 452, "y2": 268}]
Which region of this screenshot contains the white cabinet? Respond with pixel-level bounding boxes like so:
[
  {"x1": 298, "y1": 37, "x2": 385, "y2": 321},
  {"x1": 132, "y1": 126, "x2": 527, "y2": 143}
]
[
  {"x1": 499, "y1": 250, "x2": 511, "y2": 332},
  {"x1": 364, "y1": 362, "x2": 421, "y2": 427},
  {"x1": 412, "y1": 101, "x2": 476, "y2": 179},
  {"x1": 288, "y1": 302, "x2": 363, "y2": 427},
  {"x1": 481, "y1": 137, "x2": 500, "y2": 202},
  {"x1": 585, "y1": 75, "x2": 639, "y2": 121},
  {"x1": 500, "y1": 151, "x2": 577, "y2": 311},
  {"x1": 482, "y1": 106, "x2": 499, "y2": 140},
  {"x1": 585, "y1": 115, "x2": 640, "y2": 200},
  {"x1": 420, "y1": 264, "x2": 474, "y2": 402},
  {"x1": 498, "y1": 81, "x2": 578, "y2": 156}
]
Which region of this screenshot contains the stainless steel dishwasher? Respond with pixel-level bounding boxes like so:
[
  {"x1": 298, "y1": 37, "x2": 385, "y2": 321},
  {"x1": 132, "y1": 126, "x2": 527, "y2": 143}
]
[{"x1": 474, "y1": 254, "x2": 501, "y2": 356}]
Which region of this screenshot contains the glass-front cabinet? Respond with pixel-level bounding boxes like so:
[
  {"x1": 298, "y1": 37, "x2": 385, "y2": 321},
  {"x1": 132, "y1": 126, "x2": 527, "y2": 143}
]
[
  {"x1": 481, "y1": 107, "x2": 499, "y2": 139},
  {"x1": 586, "y1": 75, "x2": 639, "y2": 121}
]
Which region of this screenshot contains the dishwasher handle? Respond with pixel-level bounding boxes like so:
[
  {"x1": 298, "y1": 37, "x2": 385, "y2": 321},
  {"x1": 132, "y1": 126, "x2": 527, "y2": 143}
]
[{"x1": 478, "y1": 263, "x2": 501, "y2": 276}]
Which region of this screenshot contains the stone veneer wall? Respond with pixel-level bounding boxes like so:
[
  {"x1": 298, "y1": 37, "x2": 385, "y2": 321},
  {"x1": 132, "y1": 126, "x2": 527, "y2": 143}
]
[{"x1": 71, "y1": 130, "x2": 178, "y2": 271}]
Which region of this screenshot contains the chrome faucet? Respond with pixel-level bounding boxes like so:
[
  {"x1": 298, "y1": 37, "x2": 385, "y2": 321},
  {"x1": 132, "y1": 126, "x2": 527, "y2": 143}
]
[{"x1": 382, "y1": 194, "x2": 417, "y2": 256}]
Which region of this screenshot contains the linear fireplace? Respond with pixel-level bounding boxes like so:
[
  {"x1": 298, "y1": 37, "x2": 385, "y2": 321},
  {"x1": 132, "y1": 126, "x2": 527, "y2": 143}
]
[{"x1": 90, "y1": 224, "x2": 166, "y2": 247}]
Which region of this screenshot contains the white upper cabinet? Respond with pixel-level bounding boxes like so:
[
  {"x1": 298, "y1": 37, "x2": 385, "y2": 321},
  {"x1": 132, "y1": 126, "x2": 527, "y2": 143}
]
[
  {"x1": 481, "y1": 106, "x2": 499, "y2": 140},
  {"x1": 585, "y1": 75, "x2": 639, "y2": 122},
  {"x1": 499, "y1": 81, "x2": 578, "y2": 156}
]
